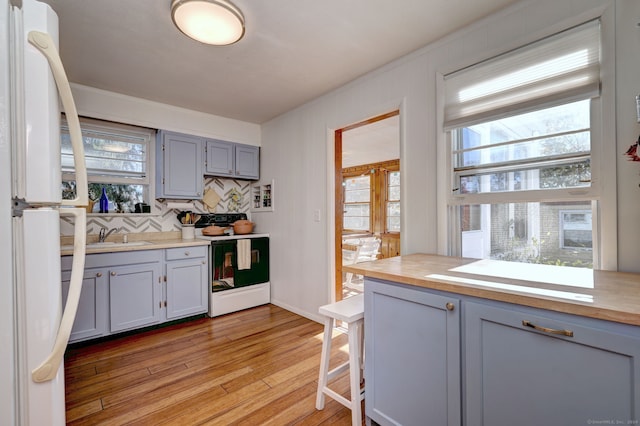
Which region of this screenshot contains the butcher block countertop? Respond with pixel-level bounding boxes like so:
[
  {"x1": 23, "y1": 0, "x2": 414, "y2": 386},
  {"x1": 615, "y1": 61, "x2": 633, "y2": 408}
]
[
  {"x1": 343, "y1": 253, "x2": 640, "y2": 326},
  {"x1": 60, "y1": 231, "x2": 210, "y2": 256}
]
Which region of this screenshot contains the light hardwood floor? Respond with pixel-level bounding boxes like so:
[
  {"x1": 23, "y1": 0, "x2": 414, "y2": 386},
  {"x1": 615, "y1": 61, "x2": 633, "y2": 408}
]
[{"x1": 64, "y1": 304, "x2": 364, "y2": 425}]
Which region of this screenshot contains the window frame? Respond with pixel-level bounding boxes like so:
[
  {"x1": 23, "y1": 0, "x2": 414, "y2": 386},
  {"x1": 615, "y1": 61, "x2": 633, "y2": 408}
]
[
  {"x1": 559, "y1": 209, "x2": 593, "y2": 250},
  {"x1": 437, "y1": 16, "x2": 616, "y2": 270},
  {"x1": 61, "y1": 115, "x2": 156, "y2": 213},
  {"x1": 384, "y1": 166, "x2": 401, "y2": 234},
  {"x1": 342, "y1": 173, "x2": 373, "y2": 233}
]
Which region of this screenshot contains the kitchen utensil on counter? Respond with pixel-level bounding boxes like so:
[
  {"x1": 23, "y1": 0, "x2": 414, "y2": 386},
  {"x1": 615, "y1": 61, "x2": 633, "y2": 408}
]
[
  {"x1": 232, "y1": 219, "x2": 254, "y2": 235},
  {"x1": 202, "y1": 225, "x2": 227, "y2": 236},
  {"x1": 177, "y1": 210, "x2": 198, "y2": 225},
  {"x1": 181, "y1": 224, "x2": 195, "y2": 239}
]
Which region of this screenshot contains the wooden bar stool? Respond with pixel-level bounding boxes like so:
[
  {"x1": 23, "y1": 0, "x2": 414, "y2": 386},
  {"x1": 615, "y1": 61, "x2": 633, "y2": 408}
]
[{"x1": 315, "y1": 294, "x2": 365, "y2": 426}]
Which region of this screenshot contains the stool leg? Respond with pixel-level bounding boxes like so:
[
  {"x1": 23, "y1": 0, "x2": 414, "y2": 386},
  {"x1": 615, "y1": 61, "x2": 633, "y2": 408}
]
[
  {"x1": 316, "y1": 316, "x2": 334, "y2": 410},
  {"x1": 358, "y1": 321, "x2": 365, "y2": 384},
  {"x1": 348, "y1": 320, "x2": 363, "y2": 425}
]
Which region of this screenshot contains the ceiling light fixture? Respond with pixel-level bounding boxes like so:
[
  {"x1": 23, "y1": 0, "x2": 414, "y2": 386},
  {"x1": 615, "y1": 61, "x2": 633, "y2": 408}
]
[{"x1": 171, "y1": 0, "x2": 245, "y2": 46}]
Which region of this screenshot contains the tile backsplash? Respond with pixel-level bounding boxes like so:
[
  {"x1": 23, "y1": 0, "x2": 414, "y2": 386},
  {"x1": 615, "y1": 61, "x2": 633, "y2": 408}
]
[{"x1": 60, "y1": 177, "x2": 253, "y2": 236}]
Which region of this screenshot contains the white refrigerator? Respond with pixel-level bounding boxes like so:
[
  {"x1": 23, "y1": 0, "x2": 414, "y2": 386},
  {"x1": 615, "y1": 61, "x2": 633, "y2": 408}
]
[{"x1": 1, "y1": 0, "x2": 88, "y2": 424}]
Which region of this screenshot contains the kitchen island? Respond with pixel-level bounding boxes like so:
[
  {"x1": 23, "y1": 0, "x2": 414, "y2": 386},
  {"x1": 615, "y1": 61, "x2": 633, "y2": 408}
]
[{"x1": 344, "y1": 254, "x2": 640, "y2": 426}]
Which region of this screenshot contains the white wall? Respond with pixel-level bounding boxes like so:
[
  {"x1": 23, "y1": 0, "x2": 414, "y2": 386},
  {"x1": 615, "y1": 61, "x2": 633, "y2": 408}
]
[
  {"x1": 259, "y1": 0, "x2": 640, "y2": 321},
  {"x1": 70, "y1": 83, "x2": 261, "y2": 145}
]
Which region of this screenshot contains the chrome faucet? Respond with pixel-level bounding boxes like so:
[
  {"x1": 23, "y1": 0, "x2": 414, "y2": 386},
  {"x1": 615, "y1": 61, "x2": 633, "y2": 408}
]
[{"x1": 98, "y1": 227, "x2": 119, "y2": 243}]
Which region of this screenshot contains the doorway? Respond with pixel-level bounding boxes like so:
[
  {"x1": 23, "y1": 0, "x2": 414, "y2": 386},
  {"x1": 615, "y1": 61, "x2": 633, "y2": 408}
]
[{"x1": 334, "y1": 111, "x2": 401, "y2": 301}]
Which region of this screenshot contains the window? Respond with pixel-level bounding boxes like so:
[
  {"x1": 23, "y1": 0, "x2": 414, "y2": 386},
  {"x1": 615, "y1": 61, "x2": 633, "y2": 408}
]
[
  {"x1": 386, "y1": 170, "x2": 400, "y2": 232},
  {"x1": 444, "y1": 20, "x2": 601, "y2": 269},
  {"x1": 560, "y1": 210, "x2": 592, "y2": 249},
  {"x1": 343, "y1": 175, "x2": 371, "y2": 231},
  {"x1": 61, "y1": 116, "x2": 154, "y2": 213}
]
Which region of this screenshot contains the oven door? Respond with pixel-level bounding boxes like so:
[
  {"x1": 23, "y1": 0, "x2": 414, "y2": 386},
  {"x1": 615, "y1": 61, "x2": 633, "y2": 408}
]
[
  {"x1": 211, "y1": 237, "x2": 269, "y2": 291},
  {"x1": 235, "y1": 237, "x2": 269, "y2": 287}
]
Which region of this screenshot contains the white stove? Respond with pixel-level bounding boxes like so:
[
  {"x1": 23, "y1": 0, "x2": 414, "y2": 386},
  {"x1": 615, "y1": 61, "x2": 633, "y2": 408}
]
[{"x1": 193, "y1": 213, "x2": 270, "y2": 317}]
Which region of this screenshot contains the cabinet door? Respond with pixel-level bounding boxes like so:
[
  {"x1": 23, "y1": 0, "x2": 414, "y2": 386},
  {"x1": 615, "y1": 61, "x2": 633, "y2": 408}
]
[
  {"x1": 165, "y1": 259, "x2": 208, "y2": 319},
  {"x1": 61, "y1": 267, "x2": 108, "y2": 342},
  {"x1": 165, "y1": 246, "x2": 208, "y2": 319},
  {"x1": 365, "y1": 278, "x2": 461, "y2": 426},
  {"x1": 234, "y1": 144, "x2": 259, "y2": 180},
  {"x1": 157, "y1": 131, "x2": 203, "y2": 199},
  {"x1": 465, "y1": 302, "x2": 640, "y2": 426},
  {"x1": 205, "y1": 139, "x2": 234, "y2": 176},
  {"x1": 109, "y1": 263, "x2": 161, "y2": 332}
]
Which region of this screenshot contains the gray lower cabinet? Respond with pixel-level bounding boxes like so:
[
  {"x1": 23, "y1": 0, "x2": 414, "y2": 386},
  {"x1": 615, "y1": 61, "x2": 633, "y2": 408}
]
[
  {"x1": 156, "y1": 130, "x2": 204, "y2": 199},
  {"x1": 364, "y1": 279, "x2": 461, "y2": 426},
  {"x1": 464, "y1": 301, "x2": 640, "y2": 426},
  {"x1": 365, "y1": 278, "x2": 640, "y2": 426},
  {"x1": 61, "y1": 267, "x2": 108, "y2": 342},
  {"x1": 109, "y1": 261, "x2": 162, "y2": 333},
  {"x1": 165, "y1": 246, "x2": 208, "y2": 320},
  {"x1": 62, "y1": 245, "x2": 208, "y2": 343}
]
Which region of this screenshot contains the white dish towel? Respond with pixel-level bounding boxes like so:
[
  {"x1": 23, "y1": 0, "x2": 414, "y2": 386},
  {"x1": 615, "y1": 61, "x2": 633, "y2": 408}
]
[{"x1": 237, "y1": 239, "x2": 251, "y2": 270}]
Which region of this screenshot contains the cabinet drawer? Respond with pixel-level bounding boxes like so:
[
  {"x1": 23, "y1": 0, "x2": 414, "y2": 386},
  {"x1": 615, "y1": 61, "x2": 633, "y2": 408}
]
[{"x1": 165, "y1": 245, "x2": 208, "y2": 261}]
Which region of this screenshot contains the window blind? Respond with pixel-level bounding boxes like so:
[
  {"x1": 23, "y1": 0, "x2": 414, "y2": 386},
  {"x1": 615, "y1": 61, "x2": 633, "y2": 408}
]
[
  {"x1": 443, "y1": 20, "x2": 600, "y2": 130},
  {"x1": 61, "y1": 116, "x2": 151, "y2": 183}
]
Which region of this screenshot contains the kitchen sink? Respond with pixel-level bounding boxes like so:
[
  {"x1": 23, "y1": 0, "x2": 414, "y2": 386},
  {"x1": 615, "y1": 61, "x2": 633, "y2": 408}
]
[{"x1": 61, "y1": 241, "x2": 153, "y2": 251}]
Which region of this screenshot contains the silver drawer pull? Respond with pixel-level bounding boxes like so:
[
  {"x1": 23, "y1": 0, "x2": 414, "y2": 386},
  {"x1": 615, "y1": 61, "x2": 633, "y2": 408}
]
[
  {"x1": 185, "y1": 251, "x2": 190, "y2": 256},
  {"x1": 522, "y1": 320, "x2": 574, "y2": 337}
]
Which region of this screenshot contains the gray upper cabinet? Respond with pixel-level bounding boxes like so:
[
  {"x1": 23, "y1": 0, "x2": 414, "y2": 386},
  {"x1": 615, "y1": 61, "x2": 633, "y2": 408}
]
[
  {"x1": 205, "y1": 139, "x2": 259, "y2": 180},
  {"x1": 156, "y1": 130, "x2": 204, "y2": 199},
  {"x1": 205, "y1": 139, "x2": 234, "y2": 177},
  {"x1": 234, "y1": 144, "x2": 259, "y2": 179}
]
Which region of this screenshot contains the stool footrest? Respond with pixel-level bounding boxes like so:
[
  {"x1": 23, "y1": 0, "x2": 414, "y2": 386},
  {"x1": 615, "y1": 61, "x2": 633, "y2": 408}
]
[
  {"x1": 327, "y1": 361, "x2": 350, "y2": 381},
  {"x1": 322, "y1": 387, "x2": 351, "y2": 409}
]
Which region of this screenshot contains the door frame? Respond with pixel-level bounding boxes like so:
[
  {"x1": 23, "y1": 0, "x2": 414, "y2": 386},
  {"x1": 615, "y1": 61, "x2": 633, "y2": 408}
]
[{"x1": 334, "y1": 110, "x2": 400, "y2": 301}]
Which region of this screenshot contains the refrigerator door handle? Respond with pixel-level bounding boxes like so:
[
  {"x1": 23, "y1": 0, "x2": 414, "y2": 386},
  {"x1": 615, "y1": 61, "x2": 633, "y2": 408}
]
[
  {"x1": 32, "y1": 207, "x2": 86, "y2": 382},
  {"x1": 27, "y1": 30, "x2": 87, "y2": 207}
]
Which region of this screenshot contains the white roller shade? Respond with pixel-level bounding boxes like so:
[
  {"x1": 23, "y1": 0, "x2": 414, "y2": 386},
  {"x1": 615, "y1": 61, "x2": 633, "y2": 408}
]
[{"x1": 443, "y1": 20, "x2": 600, "y2": 130}]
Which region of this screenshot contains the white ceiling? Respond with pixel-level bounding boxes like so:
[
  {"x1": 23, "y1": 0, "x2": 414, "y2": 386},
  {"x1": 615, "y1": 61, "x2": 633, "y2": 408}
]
[
  {"x1": 40, "y1": 0, "x2": 519, "y2": 125},
  {"x1": 342, "y1": 115, "x2": 400, "y2": 168}
]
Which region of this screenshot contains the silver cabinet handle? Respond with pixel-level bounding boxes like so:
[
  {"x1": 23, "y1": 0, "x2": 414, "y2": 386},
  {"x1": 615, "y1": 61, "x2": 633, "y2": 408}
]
[
  {"x1": 96, "y1": 272, "x2": 102, "y2": 277},
  {"x1": 522, "y1": 320, "x2": 574, "y2": 337},
  {"x1": 111, "y1": 271, "x2": 117, "y2": 276},
  {"x1": 185, "y1": 251, "x2": 190, "y2": 256}
]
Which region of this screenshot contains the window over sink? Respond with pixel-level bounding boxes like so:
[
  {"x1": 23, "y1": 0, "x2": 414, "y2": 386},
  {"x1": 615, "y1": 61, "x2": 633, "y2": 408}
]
[{"x1": 61, "y1": 116, "x2": 155, "y2": 213}]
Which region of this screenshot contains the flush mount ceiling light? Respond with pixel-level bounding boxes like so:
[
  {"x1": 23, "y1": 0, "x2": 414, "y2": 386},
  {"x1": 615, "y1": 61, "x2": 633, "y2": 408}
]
[{"x1": 171, "y1": 0, "x2": 245, "y2": 46}]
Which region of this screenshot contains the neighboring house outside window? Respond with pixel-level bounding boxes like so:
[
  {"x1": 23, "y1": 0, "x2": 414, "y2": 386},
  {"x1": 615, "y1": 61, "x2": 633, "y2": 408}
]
[
  {"x1": 61, "y1": 116, "x2": 154, "y2": 213},
  {"x1": 443, "y1": 20, "x2": 603, "y2": 269}
]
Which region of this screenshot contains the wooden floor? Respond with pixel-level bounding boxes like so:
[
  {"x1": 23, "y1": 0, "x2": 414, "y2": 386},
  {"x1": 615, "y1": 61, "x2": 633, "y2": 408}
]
[{"x1": 64, "y1": 304, "x2": 364, "y2": 425}]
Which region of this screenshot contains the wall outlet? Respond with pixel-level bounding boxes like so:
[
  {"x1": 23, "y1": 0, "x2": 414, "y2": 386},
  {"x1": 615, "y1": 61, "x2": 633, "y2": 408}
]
[{"x1": 313, "y1": 209, "x2": 321, "y2": 222}]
